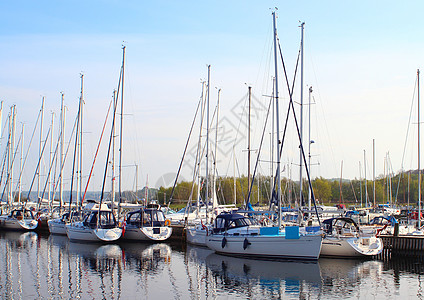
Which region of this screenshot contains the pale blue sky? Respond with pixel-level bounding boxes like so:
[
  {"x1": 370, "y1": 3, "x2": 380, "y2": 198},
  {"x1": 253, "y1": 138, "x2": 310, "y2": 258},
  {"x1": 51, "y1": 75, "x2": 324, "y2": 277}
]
[{"x1": 1, "y1": 1, "x2": 424, "y2": 194}]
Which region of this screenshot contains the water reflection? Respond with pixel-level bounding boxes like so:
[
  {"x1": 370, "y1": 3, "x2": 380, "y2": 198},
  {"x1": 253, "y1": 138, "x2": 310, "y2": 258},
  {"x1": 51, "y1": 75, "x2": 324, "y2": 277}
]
[
  {"x1": 120, "y1": 241, "x2": 171, "y2": 274},
  {"x1": 205, "y1": 253, "x2": 321, "y2": 298},
  {"x1": 0, "y1": 232, "x2": 423, "y2": 299}
]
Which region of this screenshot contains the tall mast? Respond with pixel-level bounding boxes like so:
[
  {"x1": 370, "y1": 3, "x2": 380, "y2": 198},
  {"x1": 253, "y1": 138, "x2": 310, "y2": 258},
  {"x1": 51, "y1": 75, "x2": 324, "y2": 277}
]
[
  {"x1": 111, "y1": 90, "x2": 116, "y2": 207},
  {"x1": 359, "y1": 161, "x2": 363, "y2": 207},
  {"x1": 272, "y1": 11, "x2": 281, "y2": 227},
  {"x1": 233, "y1": 146, "x2": 236, "y2": 205},
  {"x1": 6, "y1": 106, "x2": 16, "y2": 205},
  {"x1": 247, "y1": 86, "x2": 251, "y2": 197},
  {"x1": 298, "y1": 21, "x2": 305, "y2": 207},
  {"x1": 18, "y1": 123, "x2": 24, "y2": 203},
  {"x1": 10, "y1": 106, "x2": 16, "y2": 205},
  {"x1": 59, "y1": 93, "x2": 65, "y2": 208},
  {"x1": 48, "y1": 112, "x2": 54, "y2": 203},
  {"x1": 418, "y1": 69, "x2": 421, "y2": 228},
  {"x1": 364, "y1": 150, "x2": 368, "y2": 207},
  {"x1": 373, "y1": 138, "x2": 376, "y2": 207},
  {"x1": 6, "y1": 109, "x2": 12, "y2": 205},
  {"x1": 339, "y1": 160, "x2": 343, "y2": 204},
  {"x1": 79, "y1": 75, "x2": 84, "y2": 207},
  {"x1": 308, "y1": 86, "x2": 313, "y2": 210},
  {"x1": 270, "y1": 77, "x2": 275, "y2": 200},
  {"x1": 205, "y1": 65, "x2": 210, "y2": 222},
  {"x1": 38, "y1": 97, "x2": 44, "y2": 202},
  {"x1": 118, "y1": 45, "x2": 125, "y2": 218}
]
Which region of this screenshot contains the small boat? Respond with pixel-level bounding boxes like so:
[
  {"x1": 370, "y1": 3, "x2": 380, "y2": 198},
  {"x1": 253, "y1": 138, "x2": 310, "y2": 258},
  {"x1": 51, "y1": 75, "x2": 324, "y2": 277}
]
[
  {"x1": 121, "y1": 206, "x2": 172, "y2": 241},
  {"x1": 0, "y1": 208, "x2": 39, "y2": 231},
  {"x1": 320, "y1": 217, "x2": 383, "y2": 257},
  {"x1": 205, "y1": 213, "x2": 322, "y2": 260},
  {"x1": 66, "y1": 204, "x2": 122, "y2": 242}
]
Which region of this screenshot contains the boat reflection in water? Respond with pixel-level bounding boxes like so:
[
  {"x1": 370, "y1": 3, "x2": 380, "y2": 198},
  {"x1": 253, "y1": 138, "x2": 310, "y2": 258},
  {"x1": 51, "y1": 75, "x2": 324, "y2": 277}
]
[
  {"x1": 1, "y1": 232, "x2": 424, "y2": 299},
  {"x1": 204, "y1": 252, "x2": 321, "y2": 298},
  {"x1": 0, "y1": 230, "x2": 38, "y2": 252},
  {"x1": 185, "y1": 245, "x2": 413, "y2": 299},
  {"x1": 119, "y1": 241, "x2": 172, "y2": 274}
]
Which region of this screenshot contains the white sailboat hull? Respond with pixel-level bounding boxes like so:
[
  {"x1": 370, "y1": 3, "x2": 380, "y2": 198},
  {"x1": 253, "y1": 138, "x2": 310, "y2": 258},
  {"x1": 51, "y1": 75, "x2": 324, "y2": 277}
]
[
  {"x1": 48, "y1": 219, "x2": 67, "y2": 235},
  {"x1": 122, "y1": 226, "x2": 172, "y2": 241},
  {"x1": 206, "y1": 232, "x2": 322, "y2": 260},
  {"x1": 66, "y1": 222, "x2": 122, "y2": 242},
  {"x1": 320, "y1": 236, "x2": 383, "y2": 257},
  {"x1": 186, "y1": 225, "x2": 208, "y2": 246},
  {"x1": 0, "y1": 216, "x2": 38, "y2": 231}
]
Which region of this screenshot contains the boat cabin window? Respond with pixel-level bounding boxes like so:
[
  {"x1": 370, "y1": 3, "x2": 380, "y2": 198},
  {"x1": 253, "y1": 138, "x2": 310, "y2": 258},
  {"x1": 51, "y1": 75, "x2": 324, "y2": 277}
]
[
  {"x1": 84, "y1": 211, "x2": 116, "y2": 228},
  {"x1": 215, "y1": 217, "x2": 226, "y2": 229},
  {"x1": 127, "y1": 212, "x2": 142, "y2": 226},
  {"x1": 11, "y1": 209, "x2": 34, "y2": 219},
  {"x1": 214, "y1": 215, "x2": 250, "y2": 232},
  {"x1": 99, "y1": 212, "x2": 116, "y2": 227}
]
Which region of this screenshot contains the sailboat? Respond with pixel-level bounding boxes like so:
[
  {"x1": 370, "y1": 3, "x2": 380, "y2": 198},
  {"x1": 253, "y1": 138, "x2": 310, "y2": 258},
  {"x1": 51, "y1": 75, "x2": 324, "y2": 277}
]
[
  {"x1": 185, "y1": 69, "x2": 233, "y2": 245},
  {"x1": 66, "y1": 47, "x2": 126, "y2": 242},
  {"x1": 205, "y1": 12, "x2": 323, "y2": 260},
  {"x1": 0, "y1": 106, "x2": 40, "y2": 231},
  {"x1": 66, "y1": 201, "x2": 121, "y2": 242},
  {"x1": 186, "y1": 65, "x2": 213, "y2": 246},
  {"x1": 121, "y1": 203, "x2": 172, "y2": 241},
  {"x1": 0, "y1": 208, "x2": 39, "y2": 230},
  {"x1": 320, "y1": 217, "x2": 383, "y2": 257},
  {"x1": 49, "y1": 84, "x2": 81, "y2": 235}
]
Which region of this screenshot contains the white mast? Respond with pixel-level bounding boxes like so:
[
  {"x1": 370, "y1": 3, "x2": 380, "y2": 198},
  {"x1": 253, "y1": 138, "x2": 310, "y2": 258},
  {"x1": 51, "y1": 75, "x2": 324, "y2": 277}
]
[
  {"x1": 364, "y1": 150, "x2": 368, "y2": 207},
  {"x1": 10, "y1": 105, "x2": 16, "y2": 205},
  {"x1": 270, "y1": 77, "x2": 275, "y2": 200},
  {"x1": 79, "y1": 75, "x2": 84, "y2": 207},
  {"x1": 18, "y1": 123, "x2": 24, "y2": 204},
  {"x1": 111, "y1": 90, "x2": 116, "y2": 208},
  {"x1": 205, "y1": 64, "x2": 210, "y2": 222},
  {"x1": 48, "y1": 112, "x2": 54, "y2": 203},
  {"x1": 5, "y1": 110, "x2": 11, "y2": 205},
  {"x1": 38, "y1": 97, "x2": 44, "y2": 202},
  {"x1": 373, "y1": 138, "x2": 375, "y2": 207},
  {"x1": 272, "y1": 11, "x2": 281, "y2": 227},
  {"x1": 59, "y1": 93, "x2": 65, "y2": 208},
  {"x1": 233, "y1": 146, "x2": 236, "y2": 206},
  {"x1": 298, "y1": 22, "x2": 305, "y2": 208},
  {"x1": 308, "y1": 86, "x2": 313, "y2": 210},
  {"x1": 418, "y1": 69, "x2": 421, "y2": 228},
  {"x1": 247, "y1": 86, "x2": 251, "y2": 201},
  {"x1": 118, "y1": 46, "x2": 125, "y2": 218},
  {"x1": 359, "y1": 161, "x2": 363, "y2": 207}
]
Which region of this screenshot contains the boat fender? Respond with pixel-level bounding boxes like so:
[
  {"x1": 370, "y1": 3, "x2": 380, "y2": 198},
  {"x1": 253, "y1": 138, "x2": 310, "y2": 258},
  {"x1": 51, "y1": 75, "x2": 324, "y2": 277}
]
[
  {"x1": 221, "y1": 237, "x2": 227, "y2": 248},
  {"x1": 165, "y1": 219, "x2": 171, "y2": 226},
  {"x1": 243, "y1": 238, "x2": 251, "y2": 250}
]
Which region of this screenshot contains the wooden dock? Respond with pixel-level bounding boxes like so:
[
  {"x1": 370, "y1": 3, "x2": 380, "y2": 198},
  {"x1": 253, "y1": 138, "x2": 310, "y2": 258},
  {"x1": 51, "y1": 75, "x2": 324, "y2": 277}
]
[
  {"x1": 170, "y1": 225, "x2": 185, "y2": 241},
  {"x1": 380, "y1": 235, "x2": 424, "y2": 257}
]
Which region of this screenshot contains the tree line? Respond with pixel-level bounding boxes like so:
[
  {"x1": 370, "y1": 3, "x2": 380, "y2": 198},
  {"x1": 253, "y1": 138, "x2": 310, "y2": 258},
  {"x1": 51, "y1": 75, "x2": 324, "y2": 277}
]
[{"x1": 154, "y1": 169, "x2": 423, "y2": 208}]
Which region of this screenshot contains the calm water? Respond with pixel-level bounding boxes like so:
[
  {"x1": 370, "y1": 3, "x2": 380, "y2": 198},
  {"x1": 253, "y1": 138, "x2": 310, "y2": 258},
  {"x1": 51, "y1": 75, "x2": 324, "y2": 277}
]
[{"x1": 0, "y1": 231, "x2": 423, "y2": 299}]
